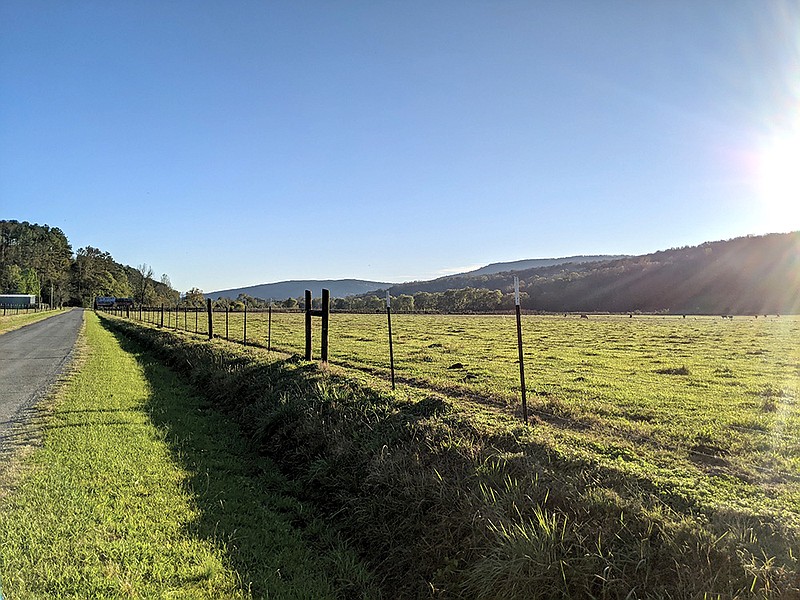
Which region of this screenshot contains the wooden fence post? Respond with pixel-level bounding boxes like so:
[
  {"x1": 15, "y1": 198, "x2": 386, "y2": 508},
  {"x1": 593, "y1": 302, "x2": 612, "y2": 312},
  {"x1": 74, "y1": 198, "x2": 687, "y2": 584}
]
[
  {"x1": 207, "y1": 298, "x2": 213, "y2": 340},
  {"x1": 304, "y1": 290, "x2": 330, "y2": 363},
  {"x1": 268, "y1": 303, "x2": 272, "y2": 351},
  {"x1": 226, "y1": 306, "x2": 229, "y2": 341},
  {"x1": 305, "y1": 290, "x2": 312, "y2": 360},
  {"x1": 160, "y1": 304, "x2": 164, "y2": 328},
  {"x1": 321, "y1": 289, "x2": 330, "y2": 362},
  {"x1": 244, "y1": 304, "x2": 248, "y2": 345}
]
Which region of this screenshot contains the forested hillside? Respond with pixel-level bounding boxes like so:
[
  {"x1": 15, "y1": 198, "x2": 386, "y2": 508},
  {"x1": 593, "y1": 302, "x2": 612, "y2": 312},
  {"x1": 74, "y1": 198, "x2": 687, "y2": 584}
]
[
  {"x1": 370, "y1": 232, "x2": 800, "y2": 314},
  {"x1": 0, "y1": 220, "x2": 178, "y2": 307},
  {"x1": 5, "y1": 220, "x2": 797, "y2": 314},
  {"x1": 462, "y1": 254, "x2": 627, "y2": 277}
]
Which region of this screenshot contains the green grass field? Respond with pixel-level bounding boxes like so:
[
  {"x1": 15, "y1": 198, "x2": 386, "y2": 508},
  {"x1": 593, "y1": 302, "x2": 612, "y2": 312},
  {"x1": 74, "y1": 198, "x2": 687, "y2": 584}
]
[
  {"x1": 0, "y1": 312, "x2": 376, "y2": 598},
  {"x1": 108, "y1": 309, "x2": 800, "y2": 596},
  {"x1": 110, "y1": 309, "x2": 800, "y2": 597},
  {"x1": 144, "y1": 309, "x2": 800, "y2": 512}
]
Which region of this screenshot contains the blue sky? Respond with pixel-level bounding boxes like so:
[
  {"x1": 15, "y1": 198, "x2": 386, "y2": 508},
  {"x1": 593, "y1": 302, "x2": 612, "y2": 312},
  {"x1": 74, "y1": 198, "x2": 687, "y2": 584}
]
[{"x1": 2, "y1": 1, "x2": 799, "y2": 292}]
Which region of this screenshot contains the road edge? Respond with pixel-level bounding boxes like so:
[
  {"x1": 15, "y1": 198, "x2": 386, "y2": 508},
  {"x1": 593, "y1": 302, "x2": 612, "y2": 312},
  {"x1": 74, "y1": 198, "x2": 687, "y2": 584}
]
[{"x1": 0, "y1": 310, "x2": 87, "y2": 500}]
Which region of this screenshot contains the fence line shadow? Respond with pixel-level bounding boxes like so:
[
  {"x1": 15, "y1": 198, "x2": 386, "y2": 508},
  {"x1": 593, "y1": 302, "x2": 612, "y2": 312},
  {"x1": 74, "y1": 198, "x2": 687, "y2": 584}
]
[{"x1": 97, "y1": 318, "x2": 350, "y2": 598}]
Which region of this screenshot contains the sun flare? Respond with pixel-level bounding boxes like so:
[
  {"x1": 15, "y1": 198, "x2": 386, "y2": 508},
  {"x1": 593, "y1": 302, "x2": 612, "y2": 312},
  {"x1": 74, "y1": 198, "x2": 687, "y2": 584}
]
[{"x1": 756, "y1": 127, "x2": 800, "y2": 227}]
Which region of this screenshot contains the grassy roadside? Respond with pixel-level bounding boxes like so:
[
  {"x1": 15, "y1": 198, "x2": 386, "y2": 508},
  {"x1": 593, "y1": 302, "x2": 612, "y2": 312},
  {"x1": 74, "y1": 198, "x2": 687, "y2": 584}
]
[
  {"x1": 101, "y1": 314, "x2": 799, "y2": 598},
  {"x1": 0, "y1": 307, "x2": 67, "y2": 335},
  {"x1": 0, "y1": 311, "x2": 376, "y2": 598}
]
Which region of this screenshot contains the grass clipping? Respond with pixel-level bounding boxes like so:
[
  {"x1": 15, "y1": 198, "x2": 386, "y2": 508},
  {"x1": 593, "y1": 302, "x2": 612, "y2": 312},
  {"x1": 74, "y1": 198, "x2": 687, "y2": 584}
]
[{"x1": 103, "y1": 315, "x2": 799, "y2": 599}]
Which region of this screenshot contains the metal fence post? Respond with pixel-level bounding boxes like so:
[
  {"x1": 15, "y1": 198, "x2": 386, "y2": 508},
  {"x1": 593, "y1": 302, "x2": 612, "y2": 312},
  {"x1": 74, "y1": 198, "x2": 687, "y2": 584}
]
[
  {"x1": 514, "y1": 277, "x2": 528, "y2": 424},
  {"x1": 387, "y1": 292, "x2": 395, "y2": 390}
]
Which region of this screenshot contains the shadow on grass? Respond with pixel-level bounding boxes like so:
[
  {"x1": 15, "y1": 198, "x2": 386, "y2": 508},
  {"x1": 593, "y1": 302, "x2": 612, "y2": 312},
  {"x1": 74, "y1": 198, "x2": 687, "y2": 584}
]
[{"x1": 98, "y1": 318, "x2": 373, "y2": 599}]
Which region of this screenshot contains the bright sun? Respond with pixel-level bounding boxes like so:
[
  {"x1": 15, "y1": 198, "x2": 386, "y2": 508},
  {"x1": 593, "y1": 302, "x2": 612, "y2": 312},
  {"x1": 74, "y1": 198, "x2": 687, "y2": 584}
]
[{"x1": 756, "y1": 129, "x2": 800, "y2": 228}]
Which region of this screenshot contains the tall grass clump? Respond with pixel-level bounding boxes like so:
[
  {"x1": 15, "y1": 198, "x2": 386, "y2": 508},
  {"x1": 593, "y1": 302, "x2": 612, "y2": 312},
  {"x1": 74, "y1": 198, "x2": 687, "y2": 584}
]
[{"x1": 101, "y1": 316, "x2": 799, "y2": 599}]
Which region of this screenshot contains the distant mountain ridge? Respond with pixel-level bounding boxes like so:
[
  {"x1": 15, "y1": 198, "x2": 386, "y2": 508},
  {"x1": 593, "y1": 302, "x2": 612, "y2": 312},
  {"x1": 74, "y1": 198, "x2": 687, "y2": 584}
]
[
  {"x1": 380, "y1": 232, "x2": 800, "y2": 314},
  {"x1": 380, "y1": 256, "x2": 629, "y2": 296},
  {"x1": 207, "y1": 233, "x2": 800, "y2": 314},
  {"x1": 206, "y1": 279, "x2": 393, "y2": 301},
  {"x1": 205, "y1": 256, "x2": 624, "y2": 301},
  {"x1": 463, "y1": 255, "x2": 627, "y2": 277}
]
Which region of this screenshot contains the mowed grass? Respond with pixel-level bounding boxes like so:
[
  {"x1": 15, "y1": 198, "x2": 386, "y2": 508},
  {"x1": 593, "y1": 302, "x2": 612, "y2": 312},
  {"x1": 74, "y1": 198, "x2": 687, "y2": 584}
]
[
  {"x1": 0, "y1": 311, "x2": 375, "y2": 598},
  {"x1": 112, "y1": 310, "x2": 800, "y2": 597},
  {"x1": 0, "y1": 307, "x2": 66, "y2": 335},
  {"x1": 158, "y1": 310, "x2": 800, "y2": 522}
]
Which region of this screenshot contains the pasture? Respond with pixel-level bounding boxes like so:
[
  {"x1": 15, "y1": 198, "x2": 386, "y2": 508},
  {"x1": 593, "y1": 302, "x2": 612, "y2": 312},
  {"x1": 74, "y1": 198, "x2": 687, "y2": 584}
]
[
  {"x1": 148, "y1": 309, "x2": 800, "y2": 521},
  {"x1": 116, "y1": 310, "x2": 800, "y2": 595}
]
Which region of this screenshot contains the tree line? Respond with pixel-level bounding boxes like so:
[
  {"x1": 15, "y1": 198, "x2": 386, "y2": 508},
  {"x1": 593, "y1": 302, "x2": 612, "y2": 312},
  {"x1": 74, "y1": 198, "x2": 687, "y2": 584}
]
[
  {"x1": 202, "y1": 287, "x2": 525, "y2": 313},
  {"x1": 0, "y1": 220, "x2": 178, "y2": 307},
  {"x1": 328, "y1": 287, "x2": 522, "y2": 313},
  {"x1": 6, "y1": 220, "x2": 797, "y2": 315}
]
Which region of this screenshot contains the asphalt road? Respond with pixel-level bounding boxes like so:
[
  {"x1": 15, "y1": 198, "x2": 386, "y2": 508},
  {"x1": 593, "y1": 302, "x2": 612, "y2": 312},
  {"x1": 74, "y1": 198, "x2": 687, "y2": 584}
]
[{"x1": 0, "y1": 309, "x2": 84, "y2": 452}]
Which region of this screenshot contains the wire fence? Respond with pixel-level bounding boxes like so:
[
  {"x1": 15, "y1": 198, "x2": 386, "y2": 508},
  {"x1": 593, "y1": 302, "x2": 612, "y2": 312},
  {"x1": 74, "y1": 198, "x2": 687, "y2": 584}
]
[
  {"x1": 100, "y1": 307, "x2": 800, "y2": 482},
  {"x1": 0, "y1": 304, "x2": 53, "y2": 316}
]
